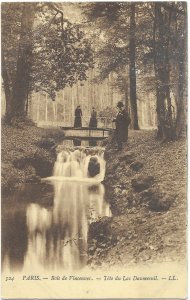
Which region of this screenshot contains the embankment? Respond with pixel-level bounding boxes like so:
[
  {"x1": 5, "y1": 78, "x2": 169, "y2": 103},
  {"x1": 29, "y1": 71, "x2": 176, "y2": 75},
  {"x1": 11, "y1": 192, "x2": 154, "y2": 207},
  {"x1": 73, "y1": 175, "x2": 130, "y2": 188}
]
[
  {"x1": 2, "y1": 123, "x2": 65, "y2": 195},
  {"x1": 88, "y1": 130, "x2": 187, "y2": 268}
]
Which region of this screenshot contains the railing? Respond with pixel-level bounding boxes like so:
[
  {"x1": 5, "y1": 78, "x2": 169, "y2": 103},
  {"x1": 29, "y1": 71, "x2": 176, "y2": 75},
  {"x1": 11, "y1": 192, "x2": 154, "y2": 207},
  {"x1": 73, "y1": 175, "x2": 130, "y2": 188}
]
[
  {"x1": 37, "y1": 116, "x2": 115, "y2": 129},
  {"x1": 63, "y1": 128, "x2": 110, "y2": 138}
]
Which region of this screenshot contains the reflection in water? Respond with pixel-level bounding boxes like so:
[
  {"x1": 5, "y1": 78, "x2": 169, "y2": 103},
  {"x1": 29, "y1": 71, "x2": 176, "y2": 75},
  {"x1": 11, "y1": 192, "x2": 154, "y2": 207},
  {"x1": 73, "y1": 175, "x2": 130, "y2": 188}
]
[
  {"x1": 2, "y1": 147, "x2": 111, "y2": 272},
  {"x1": 2, "y1": 209, "x2": 28, "y2": 272},
  {"x1": 24, "y1": 181, "x2": 110, "y2": 271}
]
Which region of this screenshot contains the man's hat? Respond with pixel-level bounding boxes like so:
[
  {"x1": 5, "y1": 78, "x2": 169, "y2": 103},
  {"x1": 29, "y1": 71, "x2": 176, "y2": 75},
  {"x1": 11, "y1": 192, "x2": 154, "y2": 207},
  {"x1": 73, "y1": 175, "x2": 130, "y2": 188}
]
[{"x1": 117, "y1": 101, "x2": 124, "y2": 108}]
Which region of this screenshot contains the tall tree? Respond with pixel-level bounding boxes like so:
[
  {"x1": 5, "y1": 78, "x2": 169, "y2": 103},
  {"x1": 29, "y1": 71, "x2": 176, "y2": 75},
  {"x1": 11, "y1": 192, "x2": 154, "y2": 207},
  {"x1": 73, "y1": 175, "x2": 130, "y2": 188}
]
[
  {"x1": 133, "y1": 2, "x2": 187, "y2": 140},
  {"x1": 129, "y1": 3, "x2": 139, "y2": 129},
  {"x1": 153, "y1": 2, "x2": 187, "y2": 140},
  {"x1": 13, "y1": 3, "x2": 36, "y2": 116},
  {"x1": 153, "y1": 2, "x2": 168, "y2": 138},
  {"x1": 2, "y1": 3, "x2": 36, "y2": 120},
  {"x1": 83, "y1": 2, "x2": 139, "y2": 129},
  {"x1": 174, "y1": 3, "x2": 187, "y2": 138},
  {"x1": 1, "y1": 3, "x2": 93, "y2": 122}
]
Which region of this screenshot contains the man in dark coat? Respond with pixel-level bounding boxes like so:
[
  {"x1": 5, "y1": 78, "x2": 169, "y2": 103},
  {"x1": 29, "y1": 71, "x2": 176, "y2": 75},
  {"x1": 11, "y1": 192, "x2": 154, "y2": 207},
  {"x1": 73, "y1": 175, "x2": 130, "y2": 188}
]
[
  {"x1": 74, "y1": 105, "x2": 82, "y2": 128},
  {"x1": 113, "y1": 101, "x2": 131, "y2": 150}
]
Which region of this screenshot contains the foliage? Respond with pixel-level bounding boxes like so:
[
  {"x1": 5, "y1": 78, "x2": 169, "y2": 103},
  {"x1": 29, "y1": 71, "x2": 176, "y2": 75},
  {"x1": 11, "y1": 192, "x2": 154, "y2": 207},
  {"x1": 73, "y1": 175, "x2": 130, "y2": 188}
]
[
  {"x1": 1, "y1": 123, "x2": 63, "y2": 194},
  {"x1": 1, "y1": 2, "x2": 94, "y2": 118},
  {"x1": 1, "y1": 3, "x2": 23, "y2": 85},
  {"x1": 40, "y1": 127, "x2": 65, "y2": 142},
  {"x1": 82, "y1": 2, "x2": 187, "y2": 138},
  {"x1": 99, "y1": 106, "x2": 117, "y2": 120},
  {"x1": 82, "y1": 3, "x2": 129, "y2": 82},
  {"x1": 1, "y1": 2, "x2": 187, "y2": 139},
  {"x1": 31, "y1": 9, "x2": 93, "y2": 100},
  {"x1": 82, "y1": 2, "x2": 140, "y2": 129}
]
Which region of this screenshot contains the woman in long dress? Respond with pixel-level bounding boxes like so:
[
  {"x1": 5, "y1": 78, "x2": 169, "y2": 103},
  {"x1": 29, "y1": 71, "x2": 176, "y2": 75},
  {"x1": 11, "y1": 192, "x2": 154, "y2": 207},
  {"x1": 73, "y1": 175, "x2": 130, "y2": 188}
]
[
  {"x1": 89, "y1": 107, "x2": 97, "y2": 128},
  {"x1": 74, "y1": 105, "x2": 82, "y2": 128}
]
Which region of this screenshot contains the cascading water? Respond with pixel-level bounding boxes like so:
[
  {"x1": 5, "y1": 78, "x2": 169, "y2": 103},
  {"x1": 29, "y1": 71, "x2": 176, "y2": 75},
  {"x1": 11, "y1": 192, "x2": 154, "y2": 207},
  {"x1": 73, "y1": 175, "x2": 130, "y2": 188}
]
[
  {"x1": 52, "y1": 147, "x2": 106, "y2": 182},
  {"x1": 2, "y1": 146, "x2": 111, "y2": 272}
]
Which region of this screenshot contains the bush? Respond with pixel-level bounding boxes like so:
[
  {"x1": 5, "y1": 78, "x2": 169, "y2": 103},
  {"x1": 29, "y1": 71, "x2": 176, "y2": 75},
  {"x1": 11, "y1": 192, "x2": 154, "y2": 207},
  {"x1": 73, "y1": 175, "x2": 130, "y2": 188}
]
[
  {"x1": 2, "y1": 115, "x2": 35, "y2": 128},
  {"x1": 41, "y1": 127, "x2": 65, "y2": 142}
]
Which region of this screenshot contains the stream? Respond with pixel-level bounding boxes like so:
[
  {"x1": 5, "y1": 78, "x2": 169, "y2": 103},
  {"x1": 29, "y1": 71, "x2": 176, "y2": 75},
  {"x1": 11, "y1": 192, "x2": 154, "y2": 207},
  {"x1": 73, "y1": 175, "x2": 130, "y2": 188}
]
[{"x1": 2, "y1": 139, "x2": 111, "y2": 272}]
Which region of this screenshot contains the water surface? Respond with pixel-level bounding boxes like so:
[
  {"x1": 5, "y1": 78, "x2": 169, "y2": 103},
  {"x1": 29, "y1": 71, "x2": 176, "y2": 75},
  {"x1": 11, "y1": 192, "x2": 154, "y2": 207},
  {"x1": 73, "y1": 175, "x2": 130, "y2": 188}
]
[{"x1": 2, "y1": 143, "x2": 111, "y2": 272}]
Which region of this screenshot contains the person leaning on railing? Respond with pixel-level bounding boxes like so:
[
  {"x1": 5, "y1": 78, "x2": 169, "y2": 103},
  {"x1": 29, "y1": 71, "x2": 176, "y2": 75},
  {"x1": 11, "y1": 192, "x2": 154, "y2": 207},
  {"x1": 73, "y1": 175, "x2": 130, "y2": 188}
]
[{"x1": 113, "y1": 101, "x2": 131, "y2": 151}]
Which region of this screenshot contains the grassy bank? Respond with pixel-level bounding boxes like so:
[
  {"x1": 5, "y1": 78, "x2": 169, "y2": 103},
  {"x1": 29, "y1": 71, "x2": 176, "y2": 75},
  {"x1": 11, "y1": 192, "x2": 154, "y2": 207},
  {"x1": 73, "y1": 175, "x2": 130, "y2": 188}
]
[
  {"x1": 2, "y1": 123, "x2": 65, "y2": 195},
  {"x1": 88, "y1": 130, "x2": 187, "y2": 268}
]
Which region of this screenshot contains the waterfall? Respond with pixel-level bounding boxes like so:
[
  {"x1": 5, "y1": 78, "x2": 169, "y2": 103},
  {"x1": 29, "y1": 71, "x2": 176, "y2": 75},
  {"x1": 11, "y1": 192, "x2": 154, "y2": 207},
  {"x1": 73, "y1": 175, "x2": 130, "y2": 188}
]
[
  {"x1": 52, "y1": 147, "x2": 106, "y2": 182},
  {"x1": 2, "y1": 146, "x2": 111, "y2": 272}
]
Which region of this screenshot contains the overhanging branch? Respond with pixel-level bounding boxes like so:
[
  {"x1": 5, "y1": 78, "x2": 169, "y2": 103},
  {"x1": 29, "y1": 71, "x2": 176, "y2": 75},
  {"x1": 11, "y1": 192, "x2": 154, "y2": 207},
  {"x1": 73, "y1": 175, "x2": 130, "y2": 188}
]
[{"x1": 47, "y1": 3, "x2": 72, "y2": 30}]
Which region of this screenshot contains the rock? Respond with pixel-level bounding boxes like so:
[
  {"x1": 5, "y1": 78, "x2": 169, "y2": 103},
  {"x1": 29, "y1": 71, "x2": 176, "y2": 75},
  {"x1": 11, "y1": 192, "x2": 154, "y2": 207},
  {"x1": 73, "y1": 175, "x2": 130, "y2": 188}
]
[
  {"x1": 131, "y1": 175, "x2": 154, "y2": 192},
  {"x1": 88, "y1": 156, "x2": 100, "y2": 177},
  {"x1": 118, "y1": 151, "x2": 134, "y2": 164},
  {"x1": 32, "y1": 150, "x2": 54, "y2": 177},
  {"x1": 130, "y1": 161, "x2": 143, "y2": 171},
  {"x1": 141, "y1": 187, "x2": 174, "y2": 211},
  {"x1": 150, "y1": 194, "x2": 173, "y2": 212},
  {"x1": 13, "y1": 148, "x2": 55, "y2": 178}
]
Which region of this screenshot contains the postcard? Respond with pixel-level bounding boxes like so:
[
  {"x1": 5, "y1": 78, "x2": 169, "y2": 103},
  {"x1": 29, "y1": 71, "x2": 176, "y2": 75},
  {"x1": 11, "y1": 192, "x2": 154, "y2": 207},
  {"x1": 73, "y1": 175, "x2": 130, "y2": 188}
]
[{"x1": 1, "y1": 1, "x2": 187, "y2": 299}]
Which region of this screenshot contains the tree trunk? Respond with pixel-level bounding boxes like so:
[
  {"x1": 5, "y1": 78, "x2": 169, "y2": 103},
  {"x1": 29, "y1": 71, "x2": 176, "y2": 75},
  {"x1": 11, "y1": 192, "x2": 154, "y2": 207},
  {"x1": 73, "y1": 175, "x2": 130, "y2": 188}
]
[
  {"x1": 154, "y1": 3, "x2": 186, "y2": 140},
  {"x1": 165, "y1": 11, "x2": 172, "y2": 116},
  {"x1": 12, "y1": 3, "x2": 36, "y2": 117},
  {"x1": 25, "y1": 92, "x2": 29, "y2": 115},
  {"x1": 175, "y1": 3, "x2": 187, "y2": 138},
  {"x1": 124, "y1": 82, "x2": 129, "y2": 111},
  {"x1": 1, "y1": 51, "x2": 13, "y2": 120},
  {"x1": 129, "y1": 3, "x2": 139, "y2": 130},
  {"x1": 154, "y1": 3, "x2": 168, "y2": 139}
]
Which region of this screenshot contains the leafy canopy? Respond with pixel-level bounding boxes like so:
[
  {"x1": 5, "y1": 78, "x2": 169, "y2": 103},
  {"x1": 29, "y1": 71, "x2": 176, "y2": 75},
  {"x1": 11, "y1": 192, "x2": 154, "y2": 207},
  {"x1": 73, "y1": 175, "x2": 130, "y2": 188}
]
[{"x1": 2, "y1": 3, "x2": 94, "y2": 100}]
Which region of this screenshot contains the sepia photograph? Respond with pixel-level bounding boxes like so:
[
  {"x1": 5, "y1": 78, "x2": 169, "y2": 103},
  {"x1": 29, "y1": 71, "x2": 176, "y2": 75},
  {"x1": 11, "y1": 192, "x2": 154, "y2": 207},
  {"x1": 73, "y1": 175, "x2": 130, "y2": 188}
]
[{"x1": 1, "y1": 1, "x2": 188, "y2": 299}]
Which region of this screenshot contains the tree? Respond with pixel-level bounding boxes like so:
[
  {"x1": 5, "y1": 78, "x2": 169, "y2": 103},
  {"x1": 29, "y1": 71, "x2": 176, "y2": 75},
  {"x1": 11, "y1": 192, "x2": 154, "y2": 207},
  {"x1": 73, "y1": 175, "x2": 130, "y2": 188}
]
[
  {"x1": 2, "y1": 3, "x2": 36, "y2": 120},
  {"x1": 129, "y1": 3, "x2": 139, "y2": 129},
  {"x1": 1, "y1": 3, "x2": 93, "y2": 122},
  {"x1": 172, "y1": 3, "x2": 187, "y2": 138},
  {"x1": 31, "y1": 16, "x2": 93, "y2": 100},
  {"x1": 131, "y1": 2, "x2": 187, "y2": 139},
  {"x1": 153, "y1": 2, "x2": 187, "y2": 140},
  {"x1": 83, "y1": 2, "x2": 139, "y2": 129}
]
